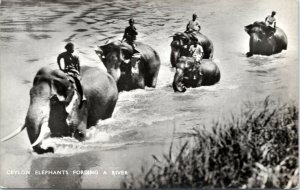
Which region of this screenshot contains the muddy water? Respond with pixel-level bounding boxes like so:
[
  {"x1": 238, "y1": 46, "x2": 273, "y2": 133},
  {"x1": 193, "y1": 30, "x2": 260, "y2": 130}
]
[{"x1": 0, "y1": 0, "x2": 298, "y2": 188}]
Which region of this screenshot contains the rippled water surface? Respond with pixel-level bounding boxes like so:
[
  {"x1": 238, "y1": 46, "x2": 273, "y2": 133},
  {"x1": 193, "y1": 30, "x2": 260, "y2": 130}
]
[{"x1": 0, "y1": 0, "x2": 298, "y2": 188}]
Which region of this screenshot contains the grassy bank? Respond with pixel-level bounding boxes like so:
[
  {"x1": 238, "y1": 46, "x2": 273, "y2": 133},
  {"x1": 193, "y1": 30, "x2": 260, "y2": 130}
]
[{"x1": 121, "y1": 98, "x2": 298, "y2": 189}]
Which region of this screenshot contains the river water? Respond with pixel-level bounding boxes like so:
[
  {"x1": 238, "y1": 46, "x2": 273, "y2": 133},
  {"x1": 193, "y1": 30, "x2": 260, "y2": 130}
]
[{"x1": 0, "y1": 0, "x2": 298, "y2": 188}]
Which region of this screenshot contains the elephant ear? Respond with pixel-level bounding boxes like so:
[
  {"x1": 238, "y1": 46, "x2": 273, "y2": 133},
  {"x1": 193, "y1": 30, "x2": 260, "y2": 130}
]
[
  {"x1": 120, "y1": 43, "x2": 135, "y2": 59},
  {"x1": 50, "y1": 71, "x2": 76, "y2": 104},
  {"x1": 98, "y1": 44, "x2": 110, "y2": 58},
  {"x1": 244, "y1": 24, "x2": 253, "y2": 34},
  {"x1": 95, "y1": 46, "x2": 104, "y2": 59},
  {"x1": 51, "y1": 75, "x2": 83, "y2": 123}
]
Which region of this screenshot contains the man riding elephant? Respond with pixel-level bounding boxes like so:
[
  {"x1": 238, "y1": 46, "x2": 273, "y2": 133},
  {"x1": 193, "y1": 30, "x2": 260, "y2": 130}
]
[
  {"x1": 95, "y1": 40, "x2": 161, "y2": 92},
  {"x1": 265, "y1": 11, "x2": 276, "y2": 29},
  {"x1": 121, "y1": 18, "x2": 141, "y2": 63},
  {"x1": 1, "y1": 66, "x2": 118, "y2": 154},
  {"x1": 185, "y1": 13, "x2": 201, "y2": 42},
  {"x1": 170, "y1": 31, "x2": 213, "y2": 67},
  {"x1": 173, "y1": 57, "x2": 220, "y2": 92},
  {"x1": 57, "y1": 43, "x2": 85, "y2": 106},
  {"x1": 244, "y1": 21, "x2": 287, "y2": 57},
  {"x1": 189, "y1": 39, "x2": 204, "y2": 76}
]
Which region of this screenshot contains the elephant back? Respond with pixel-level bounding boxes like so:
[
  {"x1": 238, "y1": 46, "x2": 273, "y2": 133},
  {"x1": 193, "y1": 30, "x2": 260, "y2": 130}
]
[
  {"x1": 200, "y1": 59, "x2": 220, "y2": 86},
  {"x1": 195, "y1": 33, "x2": 214, "y2": 59},
  {"x1": 273, "y1": 27, "x2": 288, "y2": 50},
  {"x1": 135, "y1": 42, "x2": 161, "y2": 73}
]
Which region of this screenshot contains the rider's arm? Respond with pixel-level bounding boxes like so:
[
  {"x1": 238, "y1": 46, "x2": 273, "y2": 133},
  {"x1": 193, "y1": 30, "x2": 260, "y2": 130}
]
[
  {"x1": 200, "y1": 47, "x2": 204, "y2": 58},
  {"x1": 186, "y1": 23, "x2": 190, "y2": 31},
  {"x1": 57, "y1": 53, "x2": 63, "y2": 71},
  {"x1": 132, "y1": 26, "x2": 138, "y2": 35},
  {"x1": 122, "y1": 28, "x2": 128, "y2": 41},
  {"x1": 76, "y1": 55, "x2": 80, "y2": 73},
  {"x1": 265, "y1": 16, "x2": 268, "y2": 22},
  {"x1": 196, "y1": 21, "x2": 201, "y2": 32},
  {"x1": 274, "y1": 21, "x2": 276, "y2": 28}
]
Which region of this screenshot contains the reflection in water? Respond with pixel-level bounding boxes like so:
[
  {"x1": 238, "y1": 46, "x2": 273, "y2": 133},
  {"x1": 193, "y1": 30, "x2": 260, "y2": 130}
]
[{"x1": 28, "y1": 152, "x2": 100, "y2": 188}]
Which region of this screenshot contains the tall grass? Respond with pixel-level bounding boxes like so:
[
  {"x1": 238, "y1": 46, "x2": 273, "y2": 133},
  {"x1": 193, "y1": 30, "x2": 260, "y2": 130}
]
[{"x1": 121, "y1": 98, "x2": 298, "y2": 189}]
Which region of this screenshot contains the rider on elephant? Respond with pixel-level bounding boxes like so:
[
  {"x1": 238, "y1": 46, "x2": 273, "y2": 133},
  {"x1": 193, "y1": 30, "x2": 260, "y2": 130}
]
[
  {"x1": 185, "y1": 13, "x2": 201, "y2": 42},
  {"x1": 121, "y1": 18, "x2": 141, "y2": 63},
  {"x1": 265, "y1": 11, "x2": 276, "y2": 28},
  {"x1": 57, "y1": 42, "x2": 85, "y2": 106},
  {"x1": 265, "y1": 11, "x2": 276, "y2": 36},
  {"x1": 189, "y1": 39, "x2": 203, "y2": 76}
]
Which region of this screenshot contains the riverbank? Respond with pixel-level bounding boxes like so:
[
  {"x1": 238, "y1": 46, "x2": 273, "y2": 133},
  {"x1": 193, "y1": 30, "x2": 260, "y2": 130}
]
[{"x1": 122, "y1": 97, "x2": 298, "y2": 188}]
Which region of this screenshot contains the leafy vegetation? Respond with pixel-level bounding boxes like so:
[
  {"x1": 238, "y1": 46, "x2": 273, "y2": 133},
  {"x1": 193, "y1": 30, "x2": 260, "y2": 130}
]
[{"x1": 122, "y1": 98, "x2": 298, "y2": 189}]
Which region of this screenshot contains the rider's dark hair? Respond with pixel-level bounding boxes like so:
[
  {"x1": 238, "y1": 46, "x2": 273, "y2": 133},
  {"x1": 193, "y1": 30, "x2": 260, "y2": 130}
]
[
  {"x1": 129, "y1": 18, "x2": 135, "y2": 24},
  {"x1": 65, "y1": 42, "x2": 74, "y2": 50}
]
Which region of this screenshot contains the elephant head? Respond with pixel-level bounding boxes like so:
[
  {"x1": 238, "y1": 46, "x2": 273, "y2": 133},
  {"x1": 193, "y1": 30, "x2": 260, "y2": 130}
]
[
  {"x1": 170, "y1": 32, "x2": 191, "y2": 67},
  {"x1": 244, "y1": 22, "x2": 276, "y2": 54},
  {"x1": 172, "y1": 56, "x2": 202, "y2": 92},
  {"x1": 172, "y1": 57, "x2": 220, "y2": 92},
  {"x1": 95, "y1": 41, "x2": 140, "y2": 82},
  {"x1": 2, "y1": 67, "x2": 87, "y2": 153}
]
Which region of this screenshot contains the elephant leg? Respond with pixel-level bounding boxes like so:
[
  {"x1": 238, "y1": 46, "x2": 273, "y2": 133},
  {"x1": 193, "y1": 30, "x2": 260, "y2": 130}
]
[
  {"x1": 145, "y1": 71, "x2": 159, "y2": 88},
  {"x1": 246, "y1": 52, "x2": 253, "y2": 57},
  {"x1": 151, "y1": 76, "x2": 158, "y2": 88},
  {"x1": 247, "y1": 38, "x2": 254, "y2": 57},
  {"x1": 33, "y1": 146, "x2": 54, "y2": 154},
  {"x1": 196, "y1": 70, "x2": 203, "y2": 87},
  {"x1": 103, "y1": 99, "x2": 118, "y2": 119},
  {"x1": 209, "y1": 52, "x2": 214, "y2": 59},
  {"x1": 173, "y1": 69, "x2": 186, "y2": 92},
  {"x1": 134, "y1": 75, "x2": 145, "y2": 89}
]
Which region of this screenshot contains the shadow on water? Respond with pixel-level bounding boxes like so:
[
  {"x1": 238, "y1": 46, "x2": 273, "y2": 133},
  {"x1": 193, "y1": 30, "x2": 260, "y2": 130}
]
[{"x1": 28, "y1": 151, "x2": 100, "y2": 188}]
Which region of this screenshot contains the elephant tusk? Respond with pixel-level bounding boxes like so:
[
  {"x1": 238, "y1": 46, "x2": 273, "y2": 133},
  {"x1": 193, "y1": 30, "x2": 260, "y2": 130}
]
[
  {"x1": 31, "y1": 121, "x2": 50, "y2": 147},
  {"x1": 1, "y1": 125, "x2": 26, "y2": 142}
]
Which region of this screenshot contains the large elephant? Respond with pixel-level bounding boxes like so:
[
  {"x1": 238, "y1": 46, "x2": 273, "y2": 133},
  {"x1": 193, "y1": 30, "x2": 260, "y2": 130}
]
[
  {"x1": 95, "y1": 40, "x2": 161, "y2": 92},
  {"x1": 1, "y1": 66, "x2": 118, "y2": 154},
  {"x1": 173, "y1": 56, "x2": 220, "y2": 92},
  {"x1": 170, "y1": 32, "x2": 214, "y2": 67},
  {"x1": 244, "y1": 21, "x2": 287, "y2": 57}
]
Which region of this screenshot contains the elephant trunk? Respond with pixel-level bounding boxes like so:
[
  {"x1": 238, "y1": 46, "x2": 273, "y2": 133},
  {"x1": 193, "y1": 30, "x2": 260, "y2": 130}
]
[
  {"x1": 173, "y1": 68, "x2": 186, "y2": 92},
  {"x1": 249, "y1": 34, "x2": 261, "y2": 54},
  {"x1": 25, "y1": 98, "x2": 50, "y2": 147},
  {"x1": 170, "y1": 40, "x2": 184, "y2": 67},
  {"x1": 25, "y1": 83, "x2": 53, "y2": 153},
  {"x1": 171, "y1": 50, "x2": 180, "y2": 68}
]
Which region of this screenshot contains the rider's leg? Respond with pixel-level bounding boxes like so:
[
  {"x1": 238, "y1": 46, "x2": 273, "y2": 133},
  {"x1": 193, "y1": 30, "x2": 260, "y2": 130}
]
[
  {"x1": 195, "y1": 56, "x2": 203, "y2": 76},
  {"x1": 72, "y1": 75, "x2": 86, "y2": 109}
]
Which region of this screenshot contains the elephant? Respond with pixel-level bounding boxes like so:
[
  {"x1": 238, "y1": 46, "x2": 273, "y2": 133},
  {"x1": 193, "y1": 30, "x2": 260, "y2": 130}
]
[
  {"x1": 173, "y1": 56, "x2": 220, "y2": 92},
  {"x1": 95, "y1": 40, "x2": 161, "y2": 92},
  {"x1": 244, "y1": 21, "x2": 287, "y2": 57},
  {"x1": 1, "y1": 66, "x2": 118, "y2": 154},
  {"x1": 170, "y1": 32, "x2": 214, "y2": 67}
]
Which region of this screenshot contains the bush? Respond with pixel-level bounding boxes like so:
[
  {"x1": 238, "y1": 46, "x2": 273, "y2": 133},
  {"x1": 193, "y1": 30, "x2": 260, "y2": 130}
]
[{"x1": 121, "y1": 98, "x2": 298, "y2": 189}]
